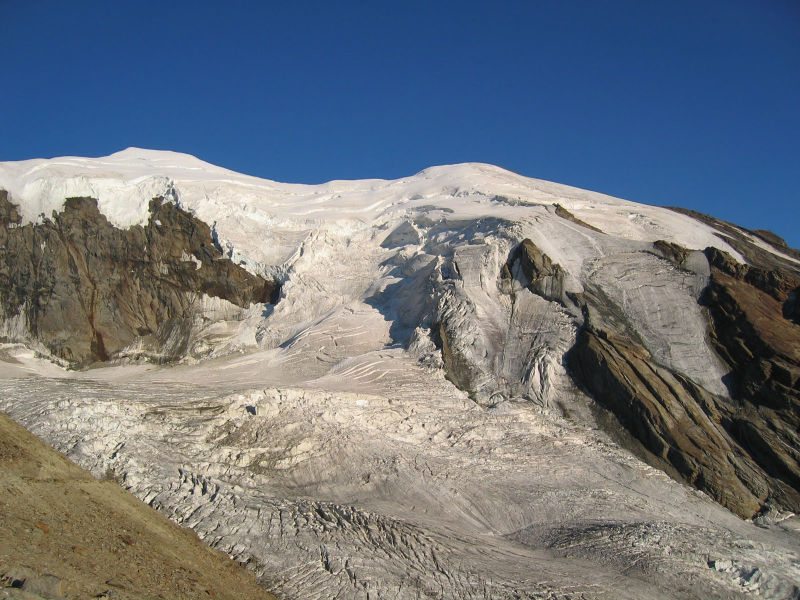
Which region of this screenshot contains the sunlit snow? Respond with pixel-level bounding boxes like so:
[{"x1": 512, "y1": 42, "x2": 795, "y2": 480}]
[{"x1": 0, "y1": 149, "x2": 798, "y2": 600}]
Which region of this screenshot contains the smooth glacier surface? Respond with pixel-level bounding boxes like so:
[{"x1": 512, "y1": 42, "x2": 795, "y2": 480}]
[{"x1": 1, "y1": 149, "x2": 799, "y2": 599}]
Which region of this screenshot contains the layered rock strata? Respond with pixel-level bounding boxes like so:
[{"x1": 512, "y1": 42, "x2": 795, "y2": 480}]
[
  {"x1": 0, "y1": 190, "x2": 278, "y2": 367},
  {"x1": 562, "y1": 232, "x2": 800, "y2": 518},
  {"x1": 432, "y1": 231, "x2": 800, "y2": 518}
]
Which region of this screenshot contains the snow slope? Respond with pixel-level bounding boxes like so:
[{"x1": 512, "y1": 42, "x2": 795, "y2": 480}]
[
  {"x1": 1, "y1": 149, "x2": 799, "y2": 599},
  {"x1": 0, "y1": 147, "x2": 750, "y2": 271}
]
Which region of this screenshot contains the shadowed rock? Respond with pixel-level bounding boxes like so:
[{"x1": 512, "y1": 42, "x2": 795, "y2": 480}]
[
  {"x1": 436, "y1": 238, "x2": 571, "y2": 405},
  {"x1": 652, "y1": 240, "x2": 690, "y2": 268},
  {"x1": 667, "y1": 206, "x2": 800, "y2": 271},
  {"x1": 566, "y1": 241, "x2": 800, "y2": 518},
  {"x1": 785, "y1": 287, "x2": 800, "y2": 325},
  {"x1": 553, "y1": 204, "x2": 604, "y2": 233},
  {"x1": 567, "y1": 325, "x2": 767, "y2": 517},
  {"x1": 500, "y1": 238, "x2": 567, "y2": 303},
  {"x1": 435, "y1": 231, "x2": 800, "y2": 517},
  {"x1": 698, "y1": 249, "x2": 800, "y2": 510},
  {"x1": 0, "y1": 190, "x2": 279, "y2": 367}
]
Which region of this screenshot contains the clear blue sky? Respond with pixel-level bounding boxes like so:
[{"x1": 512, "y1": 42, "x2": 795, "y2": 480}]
[{"x1": 2, "y1": 1, "x2": 798, "y2": 246}]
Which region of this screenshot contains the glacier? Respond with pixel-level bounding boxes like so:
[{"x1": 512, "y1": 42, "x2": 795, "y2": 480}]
[{"x1": 0, "y1": 148, "x2": 798, "y2": 599}]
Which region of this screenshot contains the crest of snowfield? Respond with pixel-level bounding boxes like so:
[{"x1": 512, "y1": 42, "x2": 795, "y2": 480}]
[
  {"x1": 1, "y1": 148, "x2": 799, "y2": 532},
  {"x1": 0, "y1": 147, "x2": 752, "y2": 270}
]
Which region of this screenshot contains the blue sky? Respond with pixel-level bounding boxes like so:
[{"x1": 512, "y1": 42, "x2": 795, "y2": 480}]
[{"x1": 2, "y1": 1, "x2": 798, "y2": 246}]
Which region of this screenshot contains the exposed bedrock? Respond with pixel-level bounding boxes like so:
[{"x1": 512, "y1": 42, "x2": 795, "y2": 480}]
[
  {"x1": 566, "y1": 239, "x2": 800, "y2": 518},
  {"x1": 385, "y1": 230, "x2": 800, "y2": 518},
  {"x1": 0, "y1": 190, "x2": 279, "y2": 367},
  {"x1": 699, "y1": 248, "x2": 800, "y2": 511},
  {"x1": 499, "y1": 237, "x2": 568, "y2": 304},
  {"x1": 434, "y1": 234, "x2": 577, "y2": 406},
  {"x1": 495, "y1": 238, "x2": 767, "y2": 516},
  {"x1": 786, "y1": 287, "x2": 800, "y2": 325},
  {"x1": 567, "y1": 325, "x2": 767, "y2": 517},
  {"x1": 553, "y1": 203, "x2": 604, "y2": 234},
  {"x1": 667, "y1": 206, "x2": 800, "y2": 272}
]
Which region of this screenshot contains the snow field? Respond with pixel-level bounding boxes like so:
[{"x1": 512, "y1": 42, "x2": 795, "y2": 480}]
[{"x1": 1, "y1": 149, "x2": 799, "y2": 598}]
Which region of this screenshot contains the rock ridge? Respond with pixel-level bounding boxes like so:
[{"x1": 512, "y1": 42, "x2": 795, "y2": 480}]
[
  {"x1": 565, "y1": 239, "x2": 800, "y2": 518},
  {"x1": 0, "y1": 190, "x2": 279, "y2": 367}
]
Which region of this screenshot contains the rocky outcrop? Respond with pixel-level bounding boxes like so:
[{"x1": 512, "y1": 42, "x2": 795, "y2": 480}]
[
  {"x1": 0, "y1": 190, "x2": 278, "y2": 367},
  {"x1": 500, "y1": 238, "x2": 567, "y2": 303},
  {"x1": 751, "y1": 229, "x2": 796, "y2": 254},
  {"x1": 433, "y1": 238, "x2": 574, "y2": 406},
  {"x1": 667, "y1": 206, "x2": 800, "y2": 272},
  {"x1": 435, "y1": 319, "x2": 477, "y2": 397},
  {"x1": 553, "y1": 204, "x2": 604, "y2": 233},
  {"x1": 567, "y1": 325, "x2": 768, "y2": 517},
  {"x1": 434, "y1": 231, "x2": 800, "y2": 518},
  {"x1": 652, "y1": 239, "x2": 691, "y2": 268},
  {"x1": 698, "y1": 248, "x2": 800, "y2": 510},
  {"x1": 566, "y1": 238, "x2": 800, "y2": 518},
  {"x1": 786, "y1": 287, "x2": 800, "y2": 324}
]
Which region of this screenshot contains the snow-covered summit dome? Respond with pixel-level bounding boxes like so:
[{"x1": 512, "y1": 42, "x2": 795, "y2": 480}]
[{"x1": 0, "y1": 148, "x2": 744, "y2": 261}]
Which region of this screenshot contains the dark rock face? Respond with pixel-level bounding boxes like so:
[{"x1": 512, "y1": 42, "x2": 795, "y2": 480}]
[
  {"x1": 553, "y1": 204, "x2": 604, "y2": 234},
  {"x1": 567, "y1": 326, "x2": 767, "y2": 517},
  {"x1": 651, "y1": 240, "x2": 690, "y2": 268},
  {"x1": 0, "y1": 190, "x2": 278, "y2": 367},
  {"x1": 751, "y1": 228, "x2": 792, "y2": 251},
  {"x1": 437, "y1": 229, "x2": 800, "y2": 517},
  {"x1": 698, "y1": 248, "x2": 800, "y2": 513},
  {"x1": 436, "y1": 320, "x2": 476, "y2": 395},
  {"x1": 786, "y1": 287, "x2": 800, "y2": 325},
  {"x1": 565, "y1": 234, "x2": 800, "y2": 517},
  {"x1": 500, "y1": 238, "x2": 567, "y2": 303},
  {"x1": 667, "y1": 206, "x2": 800, "y2": 271}
]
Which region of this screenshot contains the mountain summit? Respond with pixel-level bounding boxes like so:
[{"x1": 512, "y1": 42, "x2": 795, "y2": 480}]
[{"x1": 1, "y1": 151, "x2": 799, "y2": 599}]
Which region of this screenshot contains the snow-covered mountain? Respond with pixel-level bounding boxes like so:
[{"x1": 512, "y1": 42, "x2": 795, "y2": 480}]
[{"x1": 1, "y1": 148, "x2": 799, "y2": 599}]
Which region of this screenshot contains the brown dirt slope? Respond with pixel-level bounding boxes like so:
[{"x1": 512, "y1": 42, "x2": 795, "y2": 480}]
[{"x1": 0, "y1": 413, "x2": 277, "y2": 600}]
